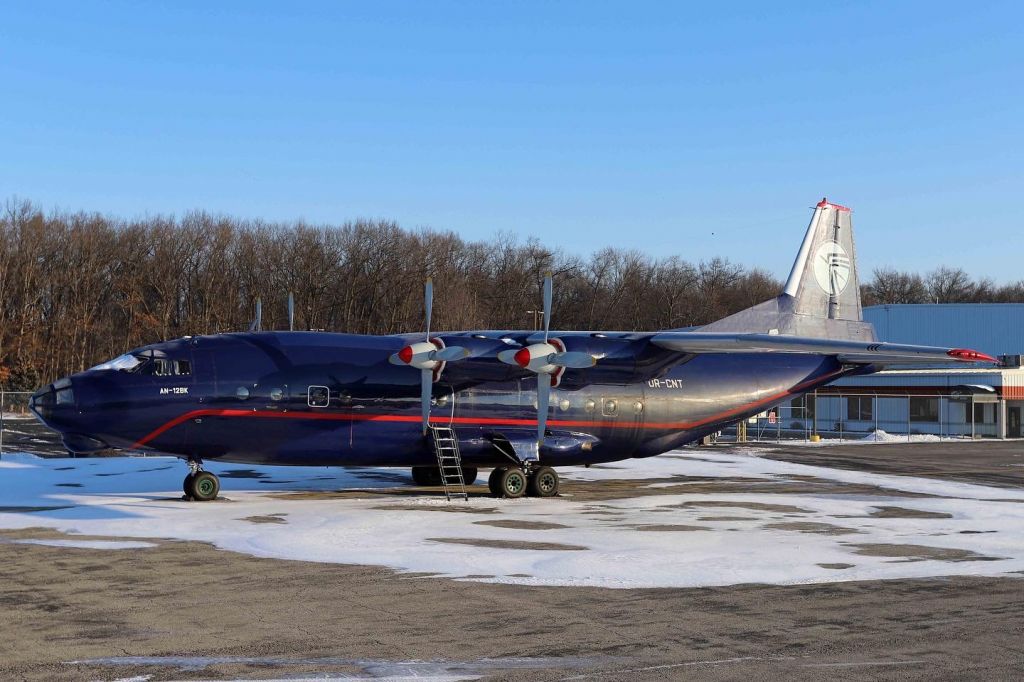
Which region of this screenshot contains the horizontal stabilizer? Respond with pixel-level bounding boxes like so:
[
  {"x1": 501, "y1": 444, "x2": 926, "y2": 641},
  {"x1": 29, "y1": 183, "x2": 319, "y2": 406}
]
[{"x1": 651, "y1": 332, "x2": 996, "y2": 366}]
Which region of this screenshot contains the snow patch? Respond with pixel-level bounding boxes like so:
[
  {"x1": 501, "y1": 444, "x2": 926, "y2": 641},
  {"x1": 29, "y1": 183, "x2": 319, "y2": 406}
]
[{"x1": 1, "y1": 450, "x2": 1023, "y2": 588}]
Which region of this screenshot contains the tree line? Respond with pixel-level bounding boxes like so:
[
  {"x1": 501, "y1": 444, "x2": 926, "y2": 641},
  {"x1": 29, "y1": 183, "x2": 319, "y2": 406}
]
[{"x1": 1, "y1": 199, "x2": 1020, "y2": 389}]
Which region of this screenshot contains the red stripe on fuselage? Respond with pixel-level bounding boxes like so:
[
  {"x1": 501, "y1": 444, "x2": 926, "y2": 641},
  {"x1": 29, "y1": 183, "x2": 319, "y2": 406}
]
[{"x1": 131, "y1": 368, "x2": 846, "y2": 449}]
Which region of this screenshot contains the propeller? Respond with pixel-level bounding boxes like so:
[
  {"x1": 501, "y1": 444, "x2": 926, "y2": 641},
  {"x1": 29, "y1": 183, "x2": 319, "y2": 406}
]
[
  {"x1": 497, "y1": 272, "x2": 597, "y2": 446},
  {"x1": 388, "y1": 278, "x2": 469, "y2": 434}
]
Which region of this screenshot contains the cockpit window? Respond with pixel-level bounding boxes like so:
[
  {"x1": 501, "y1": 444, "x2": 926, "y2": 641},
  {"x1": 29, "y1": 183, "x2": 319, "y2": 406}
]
[
  {"x1": 90, "y1": 351, "x2": 191, "y2": 376},
  {"x1": 89, "y1": 354, "x2": 144, "y2": 372},
  {"x1": 150, "y1": 358, "x2": 191, "y2": 377}
]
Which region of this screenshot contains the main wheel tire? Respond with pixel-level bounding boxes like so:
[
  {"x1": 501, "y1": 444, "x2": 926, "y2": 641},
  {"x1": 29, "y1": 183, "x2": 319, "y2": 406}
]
[
  {"x1": 411, "y1": 466, "x2": 430, "y2": 485},
  {"x1": 528, "y1": 466, "x2": 559, "y2": 497},
  {"x1": 411, "y1": 466, "x2": 443, "y2": 486},
  {"x1": 188, "y1": 471, "x2": 220, "y2": 502},
  {"x1": 182, "y1": 473, "x2": 195, "y2": 496},
  {"x1": 498, "y1": 467, "x2": 528, "y2": 499},
  {"x1": 487, "y1": 467, "x2": 506, "y2": 496},
  {"x1": 461, "y1": 467, "x2": 478, "y2": 485}
]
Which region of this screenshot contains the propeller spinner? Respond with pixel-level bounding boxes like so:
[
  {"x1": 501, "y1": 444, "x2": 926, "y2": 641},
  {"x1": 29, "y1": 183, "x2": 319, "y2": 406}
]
[
  {"x1": 388, "y1": 278, "x2": 469, "y2": 434},
  {"x1": 497, "y1": 272, "x2": 597, "y2": 446}
]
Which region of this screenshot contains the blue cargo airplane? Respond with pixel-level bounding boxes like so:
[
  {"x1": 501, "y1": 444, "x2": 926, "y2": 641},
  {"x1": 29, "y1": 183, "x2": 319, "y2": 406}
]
[{"x1": 30, "y1": 200, "x2": 994, "y2": 500}]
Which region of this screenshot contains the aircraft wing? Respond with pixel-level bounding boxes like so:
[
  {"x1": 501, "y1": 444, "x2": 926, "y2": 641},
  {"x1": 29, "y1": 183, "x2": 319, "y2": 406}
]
[{"x1": 650, "y1": 332, "x2": 997, "y2": 366}]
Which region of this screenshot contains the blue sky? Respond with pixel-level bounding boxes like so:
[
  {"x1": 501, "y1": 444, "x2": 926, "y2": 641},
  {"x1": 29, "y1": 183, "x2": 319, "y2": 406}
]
[{"x1": 2, "y1": 1, "x2": 1022, "y2": 281}]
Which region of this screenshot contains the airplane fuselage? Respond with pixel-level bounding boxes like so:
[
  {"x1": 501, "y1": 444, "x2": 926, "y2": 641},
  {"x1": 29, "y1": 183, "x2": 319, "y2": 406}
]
[{"x1": 32, "y1": 331, "x2": 857, "y2": 467}]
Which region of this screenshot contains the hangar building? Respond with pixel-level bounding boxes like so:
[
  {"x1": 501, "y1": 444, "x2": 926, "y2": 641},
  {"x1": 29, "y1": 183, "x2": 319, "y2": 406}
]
[{"x1": 794, "y1": 304, "x2": 1024, "y2": 439}]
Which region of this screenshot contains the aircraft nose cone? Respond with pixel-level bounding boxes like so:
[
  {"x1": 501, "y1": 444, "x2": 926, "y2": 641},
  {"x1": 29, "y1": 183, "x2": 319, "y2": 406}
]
[{"x1": 29, "y1": 377, "x2": 76, "y2": 426}]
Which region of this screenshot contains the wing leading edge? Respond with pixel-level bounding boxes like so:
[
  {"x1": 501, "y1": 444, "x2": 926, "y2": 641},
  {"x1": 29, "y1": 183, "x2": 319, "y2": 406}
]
[{"x1": 650, "y1": 332, "x2": 996, "y2": 366}]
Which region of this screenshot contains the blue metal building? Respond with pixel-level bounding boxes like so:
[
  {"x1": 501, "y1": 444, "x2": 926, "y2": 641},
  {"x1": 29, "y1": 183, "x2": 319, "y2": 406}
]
[
  {"x1": 864, "y1": 304, "x2": 1024, "y2": 359},
  {"x1": 822, "y1": 304, "x2": 1024, "y2": 439}
]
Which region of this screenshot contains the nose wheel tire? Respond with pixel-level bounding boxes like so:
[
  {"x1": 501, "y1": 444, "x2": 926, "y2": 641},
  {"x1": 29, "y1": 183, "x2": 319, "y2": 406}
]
[
  {"x1": 461, "y1": 467, "x2": 478, "y2": 485},
  {"x1": 182, "y1": 473, "x2": 195, "y2": 496},
  {"x1": 187, "y1": 471, "x2": 220, "y2": 501},
  {"x1": 528, "y1": 466, "x2": 559, "y2": 497}
]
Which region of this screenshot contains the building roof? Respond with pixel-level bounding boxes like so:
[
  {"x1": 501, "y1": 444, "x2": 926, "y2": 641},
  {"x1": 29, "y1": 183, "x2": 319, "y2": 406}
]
[{"x1": 864, "y1": 304, "x2": 1024, "y2": 358}]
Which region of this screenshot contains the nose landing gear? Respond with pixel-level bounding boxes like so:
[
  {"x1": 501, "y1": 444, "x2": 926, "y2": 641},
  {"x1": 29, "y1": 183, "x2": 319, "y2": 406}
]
[{"x1": 183, "y1": 458, "x2": 220, "y2": 502}]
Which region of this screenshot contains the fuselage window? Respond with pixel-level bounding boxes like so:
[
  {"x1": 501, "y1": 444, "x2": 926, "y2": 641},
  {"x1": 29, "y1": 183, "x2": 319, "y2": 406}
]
[
  {"x1": 175, "y1": 360, "x2": 191, "y2": 376},
  {"x1": 308, "y1": 385, "x2": 330, "y2": 408},
  {"x1": 602, "y1": 399, "x2": 617, "y2": 417},
  {"x1": 153, "y1": 359, "x2": 174, "y2": 377}
]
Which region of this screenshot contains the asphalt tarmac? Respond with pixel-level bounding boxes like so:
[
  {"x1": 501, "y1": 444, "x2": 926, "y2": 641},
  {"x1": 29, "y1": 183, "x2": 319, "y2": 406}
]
[{"x1": 2, "y1": 440, "x2": 1023, "y2": 680}]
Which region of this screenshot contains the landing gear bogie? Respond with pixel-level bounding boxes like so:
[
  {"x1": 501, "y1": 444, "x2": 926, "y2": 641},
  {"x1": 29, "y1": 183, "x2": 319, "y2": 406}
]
[{"x1": 489, "y1": 465, "x2": 560, "y2": 498}]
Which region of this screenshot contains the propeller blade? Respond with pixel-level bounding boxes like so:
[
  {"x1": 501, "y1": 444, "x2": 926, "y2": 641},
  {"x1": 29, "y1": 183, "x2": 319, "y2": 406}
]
[
  {"x1": 288, "y1": 292, "x2": 294, "y2": 332},
  {"x1": 432, "y1": 345, "x2": 469, "y2": 361},
  {"x1": 551, "y1": 351, "x2": 596, "y2": 369},
  {"x1": 536, "y1": 373, "x2": 551, "y2": 445},
  {"x1": 424, "y1": 278, "x2": 433, "y2": 341},
  {"x1": 542, "y1": 272, "x2": 552, "y2": 343},
  {"x1": 420, "y1": 368, "x2": 433, "y2": 435}
]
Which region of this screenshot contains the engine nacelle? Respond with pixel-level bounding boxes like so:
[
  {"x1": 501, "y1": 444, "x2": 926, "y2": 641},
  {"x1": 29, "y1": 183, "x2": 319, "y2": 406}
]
[{"x1": 390, "y1": 340, "x2": 441, "y2": 370}]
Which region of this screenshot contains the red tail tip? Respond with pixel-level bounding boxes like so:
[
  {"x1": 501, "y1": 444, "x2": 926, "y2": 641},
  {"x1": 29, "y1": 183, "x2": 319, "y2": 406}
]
[
  {"x1": 816, "y1": 197, "x2": 852, "y2": 212},
  {"x1": 947, "y1": 348, "x2": 997, "y2": 363},
  {"x1": 397, "y1": 346, "x2": 414, "y2": 364},
  {"x1": 513, "y1": 348, "x2": 532, "y2": 368}
]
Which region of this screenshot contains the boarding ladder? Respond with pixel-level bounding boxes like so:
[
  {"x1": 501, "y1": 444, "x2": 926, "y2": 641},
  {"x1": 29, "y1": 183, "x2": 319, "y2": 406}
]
[{"x1": 428, "y1": 425, "x2": 468, "y2": 501}]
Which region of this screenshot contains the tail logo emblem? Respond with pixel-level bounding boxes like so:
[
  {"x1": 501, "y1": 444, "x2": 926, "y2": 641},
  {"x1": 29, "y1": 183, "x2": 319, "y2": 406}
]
[{"x1": 812, "y1": 240, "x2": 852, "y2": 295}]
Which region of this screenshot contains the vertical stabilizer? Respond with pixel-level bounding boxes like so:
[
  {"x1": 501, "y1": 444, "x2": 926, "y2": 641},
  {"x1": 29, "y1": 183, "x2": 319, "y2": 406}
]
[
  {"x1": 698, "y1": 198, "x2": 876, "y2": 342},
  {"x1": 783, "y1": 198, "x2": 862, "y2": 322}
]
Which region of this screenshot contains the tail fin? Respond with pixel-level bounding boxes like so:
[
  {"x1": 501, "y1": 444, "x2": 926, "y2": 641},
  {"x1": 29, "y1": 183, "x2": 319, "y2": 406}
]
[{"x1": 699, "y1": 198, "x2": 876, "y2": 342}]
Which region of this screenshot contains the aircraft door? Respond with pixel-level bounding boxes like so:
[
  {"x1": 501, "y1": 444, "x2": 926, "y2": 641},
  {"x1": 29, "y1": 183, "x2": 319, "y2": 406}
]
[
  {"x1": 598, "y1": 386, "x2": 644, "y2": 446},
  {"x1": 434, "y1": 383, "x2": 456, "y2": 426}
]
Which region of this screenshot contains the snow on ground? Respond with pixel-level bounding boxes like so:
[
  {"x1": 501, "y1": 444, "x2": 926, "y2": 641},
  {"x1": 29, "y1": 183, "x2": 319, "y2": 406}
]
[
  {"x1": 1, "y1": 449, "x2": 1024, "y2": 589},
  {"x1": 760, "y1": 430, "x2": 953, "y2": 446}
]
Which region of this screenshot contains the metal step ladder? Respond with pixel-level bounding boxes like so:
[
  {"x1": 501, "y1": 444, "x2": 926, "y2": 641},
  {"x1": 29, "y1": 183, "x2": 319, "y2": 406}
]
[{"x1": 428, "y1": 425, "x2": 468, "y2": 501}]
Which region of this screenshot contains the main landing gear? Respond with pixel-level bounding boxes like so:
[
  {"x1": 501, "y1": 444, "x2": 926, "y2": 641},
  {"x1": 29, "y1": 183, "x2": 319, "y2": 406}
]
[
  {"x1": 487, "y1": 465, "x2": 559, "y2": 499},
  {"x1": 411, "y1": 466, "x2": 478, "y2": 487},
  {"x1": 183, "y1": 459, "x2": 220, "y2": 502}
]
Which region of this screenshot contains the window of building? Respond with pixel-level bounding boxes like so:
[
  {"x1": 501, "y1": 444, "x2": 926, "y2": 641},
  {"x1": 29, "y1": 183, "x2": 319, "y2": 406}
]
[
  {"x1": 973, "y1": 402, "x2": 996, "y2": 425},
  {"x1": 847, "y1": 396, "x2": 873, "y2": 421},
  {"x1": 910, "y1": 397, "x2": 940, "y2": 422},
  {"x1": 308, "y1": 385, "x2": 330, "y2": 408}
]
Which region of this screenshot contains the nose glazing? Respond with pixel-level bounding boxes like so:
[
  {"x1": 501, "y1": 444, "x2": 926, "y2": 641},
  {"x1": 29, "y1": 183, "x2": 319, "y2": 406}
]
[{"x1": 29, "y1": 377, "x2": 75, "y2": 422}]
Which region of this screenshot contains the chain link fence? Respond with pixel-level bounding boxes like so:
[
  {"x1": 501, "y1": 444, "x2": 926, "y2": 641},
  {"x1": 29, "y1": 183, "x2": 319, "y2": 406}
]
[
  {"x1": 720, "y1": 392, "x2": 999, "y2": 444},
  {"x1": 0, "y1": 391, "x2": 62, "y2": 456}
]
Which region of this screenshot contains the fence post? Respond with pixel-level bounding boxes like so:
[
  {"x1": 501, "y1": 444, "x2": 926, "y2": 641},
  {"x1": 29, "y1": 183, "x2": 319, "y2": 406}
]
[
  {"x1": 907, "y1": 395, "x2": 911, "y2": 443},
  {"x1": 835, "y1": 393, "x2": 843, "y2": 440},
  {"x1": 971, "y1": 395, "x2": 976, "y2": 440},
  {"x1": 874, "y1": 394, "x2": 878, "y2": 436},
  {"x1": 813, "y1": 390, "x2": 818, "y2": 439}
]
